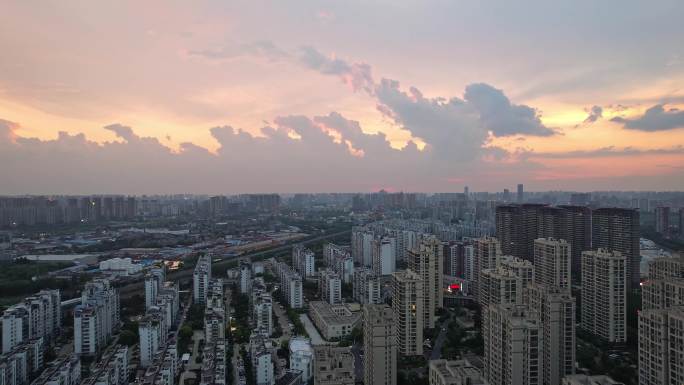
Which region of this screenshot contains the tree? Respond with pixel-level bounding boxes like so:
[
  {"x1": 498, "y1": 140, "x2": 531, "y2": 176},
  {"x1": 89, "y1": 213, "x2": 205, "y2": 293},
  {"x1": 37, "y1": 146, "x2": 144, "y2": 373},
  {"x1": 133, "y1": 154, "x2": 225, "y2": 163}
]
[
  {"x1": 179, "y1": 325, "x2": 193, "y2": 340},
  {"x1": 119, "y1": 330, "x2": 137, "y2": 346}
]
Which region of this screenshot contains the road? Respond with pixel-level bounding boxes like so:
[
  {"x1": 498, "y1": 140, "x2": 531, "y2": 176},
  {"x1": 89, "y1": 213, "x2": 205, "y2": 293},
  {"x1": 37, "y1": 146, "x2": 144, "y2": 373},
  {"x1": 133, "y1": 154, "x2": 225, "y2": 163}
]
[
  {"x1": 428, "y1": 315, "x2": 453, "y2": 361},
  {"x1": 272, "y1": 295, "x2": 292, "y2": 345},
  {"x1": 299, "y1": 314, "x2": 324, "y2": 345},
  {"x1": 119, "y1": 229, "x2": 351, "y2": 298},
  {"x1": 351, "y1": 343, "x2": 363, "y2": 382}
]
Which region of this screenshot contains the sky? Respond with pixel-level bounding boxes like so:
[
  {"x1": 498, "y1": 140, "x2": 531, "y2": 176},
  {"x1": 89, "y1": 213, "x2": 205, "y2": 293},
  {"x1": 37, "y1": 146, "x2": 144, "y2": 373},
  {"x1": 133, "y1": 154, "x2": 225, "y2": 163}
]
[{"x1": 1, "y1": 0, "x2": 684, "y2": 194}]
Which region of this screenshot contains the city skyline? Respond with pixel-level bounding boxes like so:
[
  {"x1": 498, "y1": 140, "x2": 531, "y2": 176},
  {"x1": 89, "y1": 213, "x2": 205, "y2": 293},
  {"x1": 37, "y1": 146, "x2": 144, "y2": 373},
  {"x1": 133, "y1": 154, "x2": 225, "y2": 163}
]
[{"x1": 1, "y1": 1, "x2": 684, "y2": 194}]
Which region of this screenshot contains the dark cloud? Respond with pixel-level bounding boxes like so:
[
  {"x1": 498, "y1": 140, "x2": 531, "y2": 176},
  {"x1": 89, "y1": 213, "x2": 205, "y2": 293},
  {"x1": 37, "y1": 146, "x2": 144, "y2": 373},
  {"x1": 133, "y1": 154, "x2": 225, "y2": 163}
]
[
  {"x1": 463, "y1": 83, "x2": 555, "y2": 137},
  {"x1": 298, "y1": 46, "x2": 374, "y2": 93},
  {"x1": 0, "y1": 114, "x2": 461, "y2": 194},
  {"x1": 611, "y1": 104, "x2": 684, "y2": 131},
  {"x1": 583, "y1": 105, "x2": 603, "y2": 124},
  {"x1": 374, "y1": 78, "x2": 485, "y2": 160}
]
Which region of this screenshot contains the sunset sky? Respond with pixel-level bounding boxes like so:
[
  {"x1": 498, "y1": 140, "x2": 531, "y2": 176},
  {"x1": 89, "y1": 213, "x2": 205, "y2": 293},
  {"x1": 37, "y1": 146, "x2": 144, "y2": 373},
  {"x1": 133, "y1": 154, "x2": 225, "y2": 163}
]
[{"x1": 1, "y1": 0, "x2": 684, "y2": 194}]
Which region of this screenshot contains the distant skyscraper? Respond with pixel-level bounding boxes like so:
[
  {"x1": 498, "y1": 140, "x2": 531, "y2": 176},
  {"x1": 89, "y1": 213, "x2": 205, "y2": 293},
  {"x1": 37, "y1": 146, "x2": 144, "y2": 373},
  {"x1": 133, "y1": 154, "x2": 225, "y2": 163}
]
[
  {"x1": 517, "y1": 184, "x2": 524, "y2": 203},
  {"x1": 363, "y1": 304, "x2": 397, "y2": 385},
  {"x1": 655, "y1": 206, "x2": 670, "y2": 235},
  {"x1": 503, "y1": 188, "x2": 511, "y2": 202},
  {"x1": 495, "y1": 204, "x2": 547, "y2": 262},
  {"x1": 680, "y1": 208, "x2": 684, "y2": 238},
  {"x1": 570, "y1": 193, "x2": 591, "y2": 206},
  {"x1": 557, "y1": 205, "x2": 592, "y2": 282},
  {"x1": 592, "y1": 208, "x2": 640, "y2": 289},
  {"x1": 581, "y1": 249, "x2": 626, "y2": 343}
]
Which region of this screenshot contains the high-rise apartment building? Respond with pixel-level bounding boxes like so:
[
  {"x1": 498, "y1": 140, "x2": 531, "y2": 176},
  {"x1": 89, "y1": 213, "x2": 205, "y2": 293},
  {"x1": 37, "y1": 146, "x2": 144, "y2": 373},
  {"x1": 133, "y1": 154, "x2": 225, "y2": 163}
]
[
  {"x1": 562, "y1": 375, "x2": 623, "y2": 385},
  {"x1": 497, "y1": 204, "x2": 590, "y2": 277},
  {"x1": 293, "y1": 245, "x2": 316, "y2": 278},
  {"x1": 2, "y1": 289, "x2": 61, "y2": 353},
  {"x1": 353, "y1": 268, "x2": 381, "y2": 305},
  {"x1": 484, "y1": 303, "x2": 541, "y2": 385},
  {"x1": 638, "y1": 255, "x2": 684, "y2": 385},
  {"x1": 638, "y1": 306, "x2": 684, "y2": 385},
  {"x1": 324, "y1": 243, "x2": 354, "y2": 283},
  {"x1": 363, "y1": 304, "x2": 397, "y2": 385},
  {"x1": 517, "y1": 184, "x2": 524, "y2": 203},
  {"x1": 144, "y1": 266, "x2": 166, "y2": 309},
  {"x1": 479, "y1": 268, "x2": 523, "y2": 311},
  {"x1": 81, "y1": 345, "x2": 129, "y2": 385},
  {"x1": 275, "y1": 262, "x2": 304, "y2": 309},
  {"x1": 443, "y1": 241, "x2": 467, "y2": 277},
  {"x1": 391, "y1": 270, "x2": 423, "y2": 356},
  {"x1": 581, "y1": 249, "x2": 626, "y2": 343},
  {"x1": 496, "y1": 205, "x2": 521, "y2": 258},
  {"x1": 526, "y1": 284, "x2": 576, "y2": 385},
  {"x1": 472, "y1": 237, "x2": 502, "y2": 300},
  {"x1": 31, "y1": 354, "x2": 81, "y2": 385},
  {"x1": 558, "y1": 205, "x2": 592, "y2": 282},
  {"x1": 641, "y1": 278, "x2": 684, "y2": 311},
  {"x1": 75, "y1": 279, "x2": 120, "y2": 356},
  {"x1": 592, "y1": 208, "x2": 640, "y2": 289},
  {"x1": 495, "y1": 203, "x2": 547, "y2": 261},
  {"x1": 320, "y1": 270, "x2": 342, "y2": 305},
  {"x1": 537, "y1": 205, "x2": 592, "y2": 281},
  {"x1": 239, "y1": 261, "x2": 252, "y2": 295},
  {"x1": 533, "y1": 238, "x2": 572, "y2": 291},
  {"x1": 139, "y1": 313, "x2": 165, "y2": 367},
  {"x1": 647, "y1": 255, "x2": 684, "y2": 280},
  {"x1": 204, "y1": 307, "x2": 226, "y2": 344},
  {"x1": 372, "y1": 237, "x2": 396, "y2": 276},
  {"x1": 254, "y1": 294, "x2": 273, "y2": 337},
  {"x1": 193, "y1": 255, "x2": 212, "y2": 304},
  {"x1": 500, "y1": 255, "x2": 535, "y2": 288},
  {"x1": 407, "y1": 236, "x2": 443, "y2": 329},
  {"x1": 480, "y1": 267, "x2": 525, "y2": 378},
  {"x1": 654, "y1": 206, "x2": 670, "y2": 235}
]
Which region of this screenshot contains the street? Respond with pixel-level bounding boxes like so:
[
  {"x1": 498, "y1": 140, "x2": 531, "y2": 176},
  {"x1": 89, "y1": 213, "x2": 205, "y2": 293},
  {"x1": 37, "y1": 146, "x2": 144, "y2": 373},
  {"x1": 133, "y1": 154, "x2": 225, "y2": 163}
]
[{"x1": 427, "y1": 314, "x2": 453, "y2": 361}]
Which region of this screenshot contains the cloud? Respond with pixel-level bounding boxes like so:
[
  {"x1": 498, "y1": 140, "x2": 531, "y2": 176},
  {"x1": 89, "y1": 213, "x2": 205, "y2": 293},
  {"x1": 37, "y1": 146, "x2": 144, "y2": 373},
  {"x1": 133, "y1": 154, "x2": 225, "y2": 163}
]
[
  {"x1": 2, "y1": 115, "x2": 683, "y2": 193},
  {"x1": 298, "y1": 46, "x2": 374, "y2": 93},
  {"x1": 374, "y1": 79, "x2": 486, "y2": 160},
  {"x1": 583, "y1": 105, "x2": 603, "y2": 124},
  {"x1": 611, "y1": 104, "x2": 684, "y2": 131},
  {"x1": 188, "y1": 41, "x2": 290, "y2": 62},
  {"x1": 526, "y1": 145, "x2": 684, "y2": 159},
  {"x1": 463, "y1": 83, "x2": 555, "y2": 137}
]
